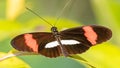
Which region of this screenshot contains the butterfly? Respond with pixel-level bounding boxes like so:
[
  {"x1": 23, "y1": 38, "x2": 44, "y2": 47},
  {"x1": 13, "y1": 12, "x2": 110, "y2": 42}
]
[{"x1": 11, "y1": 25, "x2": 112, "y2": 58}]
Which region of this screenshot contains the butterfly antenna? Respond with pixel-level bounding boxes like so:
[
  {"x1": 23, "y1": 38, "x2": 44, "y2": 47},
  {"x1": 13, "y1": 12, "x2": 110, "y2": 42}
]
[
  {"x1": 53, "y1": 0, "x2": 72, "y2": 26},
  {"x1": 26, "y1": 7, "x2": 53, "y2": 27}
]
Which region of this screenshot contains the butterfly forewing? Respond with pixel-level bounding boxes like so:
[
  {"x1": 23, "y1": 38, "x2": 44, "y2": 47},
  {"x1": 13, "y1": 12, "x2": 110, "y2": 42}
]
[
  {"x1": 11, "y1": 32, "x2": 50, "y2": 52},
  {"x1": 60, "y1": 25, "x2": 112, "y2": 45},
  {"x1": 11, "y1": 32, "x2": 61, "y2": 57},
  {"x1": 91, "y1": 25, "x2": 112, "y2": 44}
]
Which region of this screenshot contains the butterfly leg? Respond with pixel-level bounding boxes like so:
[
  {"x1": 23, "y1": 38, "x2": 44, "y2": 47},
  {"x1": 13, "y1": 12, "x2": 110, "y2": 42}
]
[
  {"x1": 59, "y1": 44, "x2": 70, "y2": 57},
  {"x1": 55, "y1": 36, "x2": 70, "y2": 57}
]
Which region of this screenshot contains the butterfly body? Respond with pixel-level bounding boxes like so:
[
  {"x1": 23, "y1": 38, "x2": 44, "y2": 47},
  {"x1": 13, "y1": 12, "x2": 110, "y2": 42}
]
[{"x1": 11, "y1": 25, "x2": 112, "y2": 58}]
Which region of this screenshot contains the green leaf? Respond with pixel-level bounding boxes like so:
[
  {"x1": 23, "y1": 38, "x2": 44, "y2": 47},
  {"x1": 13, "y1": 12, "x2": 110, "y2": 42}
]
[
  {"x1": 71, "y1": 43, "x2": 120, "y2": 68},
  {"x1": 0, "y1": 52, "x2": 30, "y2": 68},
  {"x1": 69, "y1": 55, "x2": 96, "y2": 68}
]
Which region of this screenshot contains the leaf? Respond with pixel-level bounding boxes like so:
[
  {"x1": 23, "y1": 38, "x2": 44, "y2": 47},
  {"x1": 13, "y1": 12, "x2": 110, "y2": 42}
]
[
  {"x1": 69, "y1": 55, "x2": 88, "y2": 62},
  {"x1": 0, "y1": 49, "x2": 39, "y2": 61},
  {"x1": 69, "y1": 55, "x2": 96, "y2": 68},
  {"x1": 71, "y1": 43, "x2": 120, "y2": 68},
  {"x1": 0, "y1": 52, "x2": 30, "y2": 68}
]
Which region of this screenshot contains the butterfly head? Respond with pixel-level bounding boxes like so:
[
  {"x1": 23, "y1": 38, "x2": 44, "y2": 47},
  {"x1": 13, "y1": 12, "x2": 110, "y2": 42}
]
[
  {"x1": 51, "y1": 27, "x2": 58, "y2": 32},
  {"x1": 51, "y1": 27, "x2": 60, "y2": 36}
]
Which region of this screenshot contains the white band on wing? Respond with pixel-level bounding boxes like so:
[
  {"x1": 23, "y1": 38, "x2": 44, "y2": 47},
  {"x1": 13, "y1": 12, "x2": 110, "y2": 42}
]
[{"x1": 45, "y1": 40, "x2": 80, "y2": 48}]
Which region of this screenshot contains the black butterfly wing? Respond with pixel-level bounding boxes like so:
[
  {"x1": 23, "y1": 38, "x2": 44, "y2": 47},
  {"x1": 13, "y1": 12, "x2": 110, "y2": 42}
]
[
  {"x1": 59, "y1": 25, "x2": 112, "y2": 54},
  {"x1": 11, "y1": 25, "x2": 112, "y2": 58},
  {"x1": 11, "y1": 32, "x2": 61, "y2": 58}
]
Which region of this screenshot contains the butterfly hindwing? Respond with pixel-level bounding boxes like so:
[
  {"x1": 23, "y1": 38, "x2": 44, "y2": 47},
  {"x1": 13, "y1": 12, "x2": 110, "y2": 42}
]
[{"x1": 58, "y1": 34, "x2": 90, "y2": 55}]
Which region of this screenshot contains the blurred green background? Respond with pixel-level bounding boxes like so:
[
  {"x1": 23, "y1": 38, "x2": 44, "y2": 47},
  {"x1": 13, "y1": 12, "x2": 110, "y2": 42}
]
[{"x1": 0, "y1": 0, "x2": 120, "y2": 68}]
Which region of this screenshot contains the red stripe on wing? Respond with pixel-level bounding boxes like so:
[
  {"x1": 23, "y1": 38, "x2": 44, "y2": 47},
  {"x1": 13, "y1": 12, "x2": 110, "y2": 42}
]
[
  {"x1": 24, "y1": 34, "x2": 38, "y2": 53},
  {"x1": 83, "y1": 26, "x2": 97, "y2": 45}
]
